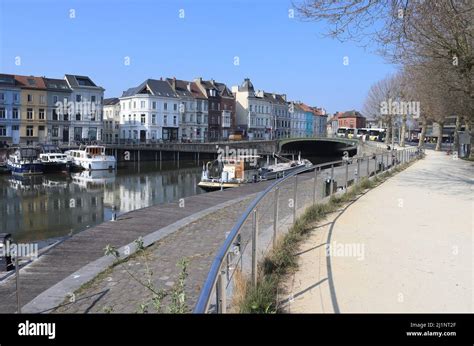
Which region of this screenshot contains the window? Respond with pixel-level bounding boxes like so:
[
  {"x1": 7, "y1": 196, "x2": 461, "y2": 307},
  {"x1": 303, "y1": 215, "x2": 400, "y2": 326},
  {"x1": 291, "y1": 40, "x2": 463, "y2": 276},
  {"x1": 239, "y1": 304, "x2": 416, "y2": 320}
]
[
  {"x1": 40, "y1": 95, "x2": 45, "y2": 104},
  {"x1": 250, "y1": 105, "x2": 253, "y2": 112},
  {"x1": 173, "y1": 115, "x2": 177, "y2": 125},
  {"x1": 152, "y1": 114, "x2": 156, "y2": 124},
  {"x1": 91, "y1": 95, "x2": 96, "y2": 103},
  {"x1": 26, "y1": 126, "x2": 34, "y2": 137},
  {"x1": 152, "y1": 101, "x2": 156, "y2": 109},
  {"x1": 53, "y1": 95, "x2": 58, "y2": 103},
  {"x1": 64, "y1": 113, "x2": 69, "y2": 121},
  {"x1": 0, "y1": 108, "x2": 5, "y2": 118},
  {"x1": 76, "y1": 95, "x2": 81, "y2": 102},
  {"x1": 133, "y1": 101, "x2": 136, "y2": 109},
  {"x1": 173, "y1": 103, "x2": 177, "y2": 111},
  {"x1": 13, "y1": 108, "x2": 18, "y2": 119},
  {"x1": 27, "y1": 108, "x2": 33, "y2": 120},
  {"x1": 14, "y1": 94, "x2": 19, "y2": 103},
  {"x1": 39, "y1": 109, "x2": 45, "y2": 120},
  {"x1": 164, "y1": 103, "x2": 168, "y2": 111},
  {"x1": 140, "y1": 101, "x2": 145, "y2": 108},
  {"x1": 12, "y1": 125, "x2": 19, "y2": 131},
  {"x1": 0, "y1": 93, "x2": 4, "y2": 101},
  {"x1": 27, "y1": 94, "x2": 32, "y2": 102},
  {"x1": 76, "y1": 113, "x2": 81, "y2": 121},
  {"x1": 0, "y1": 126, "x2": 5, "y2": 136},
  {"x1": 141, "y1": 114, "x2": 146, "y2": 124},
  {"x1": 164, "y1": 115, "x2": 167, "y2": 125},
  {"x1": 52, "y1": 109, "x2": 58, "y2": 121}
]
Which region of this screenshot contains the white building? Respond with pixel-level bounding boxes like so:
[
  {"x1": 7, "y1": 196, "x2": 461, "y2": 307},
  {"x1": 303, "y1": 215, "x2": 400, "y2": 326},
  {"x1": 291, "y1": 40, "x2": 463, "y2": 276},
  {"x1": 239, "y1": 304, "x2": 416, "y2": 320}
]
[
  {"x1": 64, "y1": 75, "x2": 105, "y2": 143},
  {"x1": 119, "y1": 79, "x2": 180, "y2": 142},
  {"x1": 233, "y1": 78, "x2": 273, "y2": 140},
  {"x1": 103, "y1": 98, "x2": 120, "y2": 144}
]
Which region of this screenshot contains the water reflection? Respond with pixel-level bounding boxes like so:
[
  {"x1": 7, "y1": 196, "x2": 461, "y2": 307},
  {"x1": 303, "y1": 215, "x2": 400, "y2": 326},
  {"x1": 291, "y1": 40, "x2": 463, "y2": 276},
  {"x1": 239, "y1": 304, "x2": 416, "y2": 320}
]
[{"x1": 0, "y1": 161, "x2": 203, "y2": 242}]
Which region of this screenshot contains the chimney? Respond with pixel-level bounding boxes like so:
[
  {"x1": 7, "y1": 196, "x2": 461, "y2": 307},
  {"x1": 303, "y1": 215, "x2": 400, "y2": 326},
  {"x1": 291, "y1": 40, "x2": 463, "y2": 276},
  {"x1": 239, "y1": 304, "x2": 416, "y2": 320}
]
[
  {"x1": 187, "y1": 83, "x2": 192, "y2": 92},
  {"x1": 171, "y1": 77, "x2": 176, "y2": 90},
  {"x1": 281, "y1": 94, "x2": 287, "y2": 101}
]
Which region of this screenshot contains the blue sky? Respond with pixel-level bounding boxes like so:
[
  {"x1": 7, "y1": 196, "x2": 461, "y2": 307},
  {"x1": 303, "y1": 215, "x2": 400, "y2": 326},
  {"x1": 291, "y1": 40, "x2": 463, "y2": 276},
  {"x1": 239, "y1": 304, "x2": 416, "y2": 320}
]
[{"x1": 0, "y1": 0, "x2": 396, "y2": 114}]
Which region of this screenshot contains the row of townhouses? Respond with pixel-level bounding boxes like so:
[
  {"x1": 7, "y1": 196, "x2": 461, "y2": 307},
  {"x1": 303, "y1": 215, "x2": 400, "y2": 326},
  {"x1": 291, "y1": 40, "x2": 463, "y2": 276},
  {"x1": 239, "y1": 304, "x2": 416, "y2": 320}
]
[
  {"x1": 0, "y1": 74, "x2": 104, "y2": 145},
  {"x1": 0, "y1": 74, "x2": 327, "y2": 145}
]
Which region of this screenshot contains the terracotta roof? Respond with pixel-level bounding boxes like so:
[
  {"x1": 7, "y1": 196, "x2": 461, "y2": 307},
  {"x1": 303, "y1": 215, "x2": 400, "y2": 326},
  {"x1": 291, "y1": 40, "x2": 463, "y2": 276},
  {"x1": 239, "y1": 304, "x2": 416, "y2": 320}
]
[{"x1": 14, "y1": 75, "x2": 47, "y2": 89}]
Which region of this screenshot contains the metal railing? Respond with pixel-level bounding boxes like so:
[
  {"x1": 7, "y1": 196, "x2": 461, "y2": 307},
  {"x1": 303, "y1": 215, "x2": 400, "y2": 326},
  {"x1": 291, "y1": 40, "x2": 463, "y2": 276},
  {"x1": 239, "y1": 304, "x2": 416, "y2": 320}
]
[{"x1": 194, "y1": 146, "x2": 422, "y2": 313}]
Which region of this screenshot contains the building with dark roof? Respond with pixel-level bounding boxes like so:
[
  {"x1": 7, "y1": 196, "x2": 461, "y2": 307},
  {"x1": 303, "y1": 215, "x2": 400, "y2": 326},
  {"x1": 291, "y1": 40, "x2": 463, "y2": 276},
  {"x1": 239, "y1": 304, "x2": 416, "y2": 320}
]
[{"x1": 119, "y1": 78, "x2": 180, "y2": 142}]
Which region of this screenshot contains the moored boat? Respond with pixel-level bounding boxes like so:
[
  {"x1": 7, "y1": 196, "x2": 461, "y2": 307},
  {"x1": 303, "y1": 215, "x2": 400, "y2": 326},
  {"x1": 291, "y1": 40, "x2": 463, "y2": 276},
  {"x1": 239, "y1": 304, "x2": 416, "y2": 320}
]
[
  {"x1": 38, "y1": 144, "x2": 71, "y2": 173},
  {"x1": 198, "y1": 155, "x2": 261, "y2": 191},
  {"x1": 65, "y1": 145, "x2": 116, "y2": 171},
  {"x1": 6, "y1": 147, "x2": 44, "y2": 175},
  {"x1": 258, "y1": 153, "x2": 313, "y2": 180}
]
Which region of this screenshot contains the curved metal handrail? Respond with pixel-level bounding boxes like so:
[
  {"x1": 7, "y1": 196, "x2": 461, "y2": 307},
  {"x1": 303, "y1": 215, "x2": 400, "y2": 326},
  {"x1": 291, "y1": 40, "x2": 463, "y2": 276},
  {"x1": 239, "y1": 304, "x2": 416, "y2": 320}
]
[{"x1": 193, "y1": 158, "x2": 348, "y2": 313}]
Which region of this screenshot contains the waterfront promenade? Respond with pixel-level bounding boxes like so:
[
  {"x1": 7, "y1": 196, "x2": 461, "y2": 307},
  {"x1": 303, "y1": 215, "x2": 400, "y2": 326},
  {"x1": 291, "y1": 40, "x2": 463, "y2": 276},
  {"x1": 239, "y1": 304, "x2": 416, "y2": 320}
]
[
  {"x1": 283, "y1": 150, "x2": 473, "y2": 312},
  {"x1": 0, "y1": 180, "x2": 277, "y2": 313}
]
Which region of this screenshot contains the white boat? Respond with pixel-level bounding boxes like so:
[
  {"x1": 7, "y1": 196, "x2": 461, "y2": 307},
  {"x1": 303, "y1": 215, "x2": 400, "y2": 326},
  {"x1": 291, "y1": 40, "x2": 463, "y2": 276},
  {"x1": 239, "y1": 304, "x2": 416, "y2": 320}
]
[
  {"x1": 198, "y1": 155, "x2": 261, "y2": 191},
  {"x1": 258, "y1": 153, "x2": 313, "y2": 180},
  {"x1": 65, "y1": 145, "x2": 116, "y2": 171},
  {"x1": 39, "y1": 153, "x2": 71, "y2": 173}
]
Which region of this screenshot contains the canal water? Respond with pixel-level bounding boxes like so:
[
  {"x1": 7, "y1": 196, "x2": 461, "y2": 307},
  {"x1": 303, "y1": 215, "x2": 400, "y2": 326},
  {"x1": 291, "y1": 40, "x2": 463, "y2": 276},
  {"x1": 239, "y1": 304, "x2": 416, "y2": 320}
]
[
  {"x1": 0, "y1": 161, "x2": 204, "y2": 243},
  {"x1": 0, "y1": 154, "x2": 338, "y2": 244}
]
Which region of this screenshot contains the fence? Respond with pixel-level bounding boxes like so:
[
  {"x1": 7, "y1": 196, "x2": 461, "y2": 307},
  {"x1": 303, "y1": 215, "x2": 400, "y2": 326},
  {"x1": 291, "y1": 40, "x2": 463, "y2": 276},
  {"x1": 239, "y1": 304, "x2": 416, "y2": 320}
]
[{"x1": 194, "y1": 147, "x2": 421, "y2": 313}]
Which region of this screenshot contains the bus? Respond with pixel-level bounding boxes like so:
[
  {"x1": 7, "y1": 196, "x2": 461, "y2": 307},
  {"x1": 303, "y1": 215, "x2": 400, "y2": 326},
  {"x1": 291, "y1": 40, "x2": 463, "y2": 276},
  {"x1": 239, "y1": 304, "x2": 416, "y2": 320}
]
[
  {"x1": 356, "y1": 128, "x2": 368, "y2": 139},
  {"x1": 336, "y1": 127, "x2": 349, "y2": 138},
  {"x1": 368, "y1": 128, "x2": 386, "y2": 142}
]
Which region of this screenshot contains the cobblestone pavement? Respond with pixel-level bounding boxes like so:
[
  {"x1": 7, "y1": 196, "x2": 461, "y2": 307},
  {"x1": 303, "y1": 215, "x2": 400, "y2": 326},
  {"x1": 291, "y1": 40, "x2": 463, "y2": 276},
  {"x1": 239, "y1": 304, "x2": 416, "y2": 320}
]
[{"x1": 53, "y1": 158, "x2": 375, "y2": 313}]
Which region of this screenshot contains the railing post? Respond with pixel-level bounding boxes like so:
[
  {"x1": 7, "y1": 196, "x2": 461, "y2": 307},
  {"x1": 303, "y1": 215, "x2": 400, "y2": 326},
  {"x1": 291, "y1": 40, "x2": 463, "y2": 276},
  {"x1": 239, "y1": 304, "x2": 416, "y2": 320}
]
[
  {"x1": 313, "y1": 167, "x2": 318, "y2": 204},
  {"x1": 251, "y1": 209, "x2": 258, "y2": 287},
  {"x1": 344, "y1": 160, "x2": 349, "y2": 191},
  {"x1": 273, "y1": 187, "x2": 279, "y2": 249},
  {"x1": 357, "y1": 157, "x2": 360, "y2": 182},
  {"x1": 15, "y1": 256, "x2": 21, "y2": 313},
  {"x1": 293, "y1": 175, "x2": 298, "y2": 224},
  {"x1": 216, "y1": 269, "x2": 226, "y2": 313},
  {"x1": 367, "y1": 156, "x2": 370, "y2": 176}
]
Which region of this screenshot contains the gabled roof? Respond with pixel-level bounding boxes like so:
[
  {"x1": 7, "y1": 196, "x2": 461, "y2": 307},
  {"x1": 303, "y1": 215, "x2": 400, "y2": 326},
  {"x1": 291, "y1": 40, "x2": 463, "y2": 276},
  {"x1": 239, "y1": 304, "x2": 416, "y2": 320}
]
[
  {"x1": 14, "y1": 75, "x2": 47, "y2": 89},
  {"x1": 211, "y1": 81, "x2": 234, "y2": 99},
  {"x1": 103, "y1": 97, "x2": 120, "y2": 106},
  {"x1": 121, "y1": 79, "x2": 178, "y2": 98}
]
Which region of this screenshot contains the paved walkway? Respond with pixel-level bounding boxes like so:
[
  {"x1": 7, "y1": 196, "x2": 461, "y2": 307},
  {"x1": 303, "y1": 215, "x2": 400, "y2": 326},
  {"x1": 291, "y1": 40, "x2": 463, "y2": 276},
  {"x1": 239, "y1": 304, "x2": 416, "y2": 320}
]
[{"x1": 283, "y1": 150, "x2": 473, "y2": 313}]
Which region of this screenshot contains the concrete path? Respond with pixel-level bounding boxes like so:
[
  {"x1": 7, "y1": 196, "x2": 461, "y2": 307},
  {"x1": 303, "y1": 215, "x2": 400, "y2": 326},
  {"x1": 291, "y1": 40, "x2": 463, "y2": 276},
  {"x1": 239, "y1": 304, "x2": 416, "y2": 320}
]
[{"x1": 283, "y1": 150, "x2": 473, "y2": 313}]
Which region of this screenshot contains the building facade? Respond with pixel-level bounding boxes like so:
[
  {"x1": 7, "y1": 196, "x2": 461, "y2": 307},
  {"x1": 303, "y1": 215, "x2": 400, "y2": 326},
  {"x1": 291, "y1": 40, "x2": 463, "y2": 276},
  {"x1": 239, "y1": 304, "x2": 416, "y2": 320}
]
[
  {"x1": 43, "y1": 77, "x2": 72, "y2": 145},
  {"x1": 103, "y1": 98, "x2": 120, "y2": 144},
  {"x1": 14, "y1": 75, "x2": 48, "y2": 145},
  {"x1": 211, "y1": 80, "x2": 235, "y2": 140},
  {"x1": 233, "y1": 79, "x2": 273, "y2": 140},
  {"x1": 119, "y1": 79, "x2": 180, "y2": 142},
  {"x1": 64, "y1": 74, "x2": 104, "y2": 142},
  {"x1": 0, "y1": 74, "x2": 21, "y2": 145},
  {"x1": 337, "y1": 110, "x2": 366, "y2": 129}
]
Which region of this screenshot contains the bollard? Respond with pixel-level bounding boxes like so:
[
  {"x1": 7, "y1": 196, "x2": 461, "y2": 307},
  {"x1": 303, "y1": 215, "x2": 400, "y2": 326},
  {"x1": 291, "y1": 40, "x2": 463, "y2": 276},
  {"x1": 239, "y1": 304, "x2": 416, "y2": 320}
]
[{"x1": 216, "y1": 269, "x2": 226, "y2": 313}]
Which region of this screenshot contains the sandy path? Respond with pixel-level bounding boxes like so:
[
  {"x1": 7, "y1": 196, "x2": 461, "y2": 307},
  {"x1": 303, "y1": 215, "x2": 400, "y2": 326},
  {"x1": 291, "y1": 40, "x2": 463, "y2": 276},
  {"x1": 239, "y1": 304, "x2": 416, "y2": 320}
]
[{"x1": 282, "y1": 150, "x2": 473, "y2": 313}]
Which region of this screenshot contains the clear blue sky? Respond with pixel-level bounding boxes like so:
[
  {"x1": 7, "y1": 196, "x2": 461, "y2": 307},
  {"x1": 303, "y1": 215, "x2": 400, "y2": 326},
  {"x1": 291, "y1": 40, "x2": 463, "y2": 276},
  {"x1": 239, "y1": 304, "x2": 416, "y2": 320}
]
[{"x1": 0, "y1": 0, "x2": 396, "y2": 114}]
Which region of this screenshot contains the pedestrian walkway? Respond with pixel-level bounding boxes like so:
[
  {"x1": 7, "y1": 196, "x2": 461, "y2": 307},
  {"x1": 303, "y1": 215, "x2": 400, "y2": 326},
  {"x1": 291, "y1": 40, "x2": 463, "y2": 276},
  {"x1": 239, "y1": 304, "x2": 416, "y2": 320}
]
[{"x1": 283, "y1": 150, "x2": 473, "y2": 313}]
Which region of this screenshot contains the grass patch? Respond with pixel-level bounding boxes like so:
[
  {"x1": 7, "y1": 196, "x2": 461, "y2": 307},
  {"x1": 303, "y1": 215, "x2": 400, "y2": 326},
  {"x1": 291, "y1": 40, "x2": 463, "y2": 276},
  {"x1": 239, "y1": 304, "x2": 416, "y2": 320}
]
[{"x1": 236, "y1": 157, "x2": 420, "y2": 313}]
